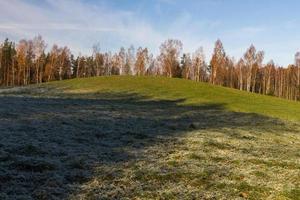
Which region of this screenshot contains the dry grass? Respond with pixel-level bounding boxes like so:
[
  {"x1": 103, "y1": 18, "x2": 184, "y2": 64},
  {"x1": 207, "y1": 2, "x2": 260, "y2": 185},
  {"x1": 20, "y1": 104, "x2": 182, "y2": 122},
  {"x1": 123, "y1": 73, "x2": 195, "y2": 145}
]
[{"x1": 0, "y1": 76, "x2": 299, "y2": 200}]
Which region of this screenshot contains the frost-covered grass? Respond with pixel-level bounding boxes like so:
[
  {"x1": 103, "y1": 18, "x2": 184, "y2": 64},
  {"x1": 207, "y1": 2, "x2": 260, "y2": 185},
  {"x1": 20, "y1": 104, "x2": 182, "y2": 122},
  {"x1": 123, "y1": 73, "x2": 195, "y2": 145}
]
[{"x1": 0, "y1": 76, "x2": 300, "y2": 199}]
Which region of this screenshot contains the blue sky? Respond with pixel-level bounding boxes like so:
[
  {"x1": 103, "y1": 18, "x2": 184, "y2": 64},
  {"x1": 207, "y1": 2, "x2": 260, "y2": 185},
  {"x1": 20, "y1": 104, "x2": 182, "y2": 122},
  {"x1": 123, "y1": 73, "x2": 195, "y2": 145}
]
[{"x1": 0, "y1": 0, "x2": 299, "y2": 65}]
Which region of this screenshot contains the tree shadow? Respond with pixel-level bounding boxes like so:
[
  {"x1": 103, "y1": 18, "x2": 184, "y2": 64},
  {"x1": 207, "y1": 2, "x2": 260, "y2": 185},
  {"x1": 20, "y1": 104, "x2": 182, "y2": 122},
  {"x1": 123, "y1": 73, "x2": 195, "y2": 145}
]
[{"x1": 0, "y1": 92, "x2": 296, "y2": 199}]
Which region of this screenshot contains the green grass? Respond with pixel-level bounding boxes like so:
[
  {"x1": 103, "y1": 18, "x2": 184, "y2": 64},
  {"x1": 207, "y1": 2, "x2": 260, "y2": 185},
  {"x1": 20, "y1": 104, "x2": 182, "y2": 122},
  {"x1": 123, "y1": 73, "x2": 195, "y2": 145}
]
[
  {"x1": 30, "y1": 76, "x2": 300, "y2": 121},
  {"x1": 1, "y1": 76, "x2": 300, "y2": 199}
]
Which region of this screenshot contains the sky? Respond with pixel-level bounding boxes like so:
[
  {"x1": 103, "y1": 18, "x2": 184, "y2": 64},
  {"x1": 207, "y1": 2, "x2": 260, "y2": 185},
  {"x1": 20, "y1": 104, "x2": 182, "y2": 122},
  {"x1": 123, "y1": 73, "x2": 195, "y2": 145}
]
[{"x1": 0, "y1": 0, "x2": 300, "y2": 66}]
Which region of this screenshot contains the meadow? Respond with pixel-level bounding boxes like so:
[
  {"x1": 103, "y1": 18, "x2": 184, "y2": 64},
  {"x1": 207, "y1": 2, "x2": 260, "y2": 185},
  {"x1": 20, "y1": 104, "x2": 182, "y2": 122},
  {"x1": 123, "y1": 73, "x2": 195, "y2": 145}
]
[{"x1": 0, "y1": 76, "x2": 299, "y2": 199}]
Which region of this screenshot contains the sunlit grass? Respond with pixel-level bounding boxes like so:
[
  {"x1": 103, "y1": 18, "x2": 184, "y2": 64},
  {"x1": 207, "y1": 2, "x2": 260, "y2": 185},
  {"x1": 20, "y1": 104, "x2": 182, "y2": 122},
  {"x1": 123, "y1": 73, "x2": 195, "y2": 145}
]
[
  {"x1": 1, "y1": 76, "x2": 299, "y2": 199},
  {"x1": 30, "y1": 75, "x2": 300, "y2": 121}
]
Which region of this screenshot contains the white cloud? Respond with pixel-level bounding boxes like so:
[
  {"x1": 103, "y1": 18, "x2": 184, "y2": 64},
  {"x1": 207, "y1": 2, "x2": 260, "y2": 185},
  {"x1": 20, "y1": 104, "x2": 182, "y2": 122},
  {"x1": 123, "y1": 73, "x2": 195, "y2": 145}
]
[
  {"x1": 2, "y1": 0, "x2": 293, "y2": 66},
  {"x1": 0, "y1": 0, "x2": 164, "y2": 55},
  {"x1": 0, "y1": 0, "x2": 224, "y2": 64}
]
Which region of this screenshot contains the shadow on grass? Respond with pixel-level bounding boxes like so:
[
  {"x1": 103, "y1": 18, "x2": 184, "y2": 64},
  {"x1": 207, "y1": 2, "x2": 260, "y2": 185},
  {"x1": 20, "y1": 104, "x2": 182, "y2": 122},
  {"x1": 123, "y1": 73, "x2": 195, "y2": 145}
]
[{"x1": 0, "y1": 92, "x2": 295, "y2": 199}]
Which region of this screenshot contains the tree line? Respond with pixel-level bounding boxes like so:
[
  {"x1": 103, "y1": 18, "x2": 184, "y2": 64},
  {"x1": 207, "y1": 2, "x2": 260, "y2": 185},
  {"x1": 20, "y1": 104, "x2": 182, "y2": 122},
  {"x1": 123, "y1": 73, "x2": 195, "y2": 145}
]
[{"x1": 1, "y1": 36, "x2": 300, "y2": 101}]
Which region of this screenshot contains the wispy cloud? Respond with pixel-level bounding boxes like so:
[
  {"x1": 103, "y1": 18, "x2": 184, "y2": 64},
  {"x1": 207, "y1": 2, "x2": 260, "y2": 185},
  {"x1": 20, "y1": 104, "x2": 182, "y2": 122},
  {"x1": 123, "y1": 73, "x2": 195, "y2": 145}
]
[
  {"x1": 0, "y1": 23, "x2": 121, "y2": 32},
  {"x1": 0, "y1": 0, "x2": 218, "y2": 58},
  {"x1": 222, "y1": 26, "x2": 266, "y2": 39},
  {"x1": 0, "y1": 0, "x2": 297, "y2": 65},
  {"x1": 0, "y1": 0, "x2": 164, "y2": 55}
]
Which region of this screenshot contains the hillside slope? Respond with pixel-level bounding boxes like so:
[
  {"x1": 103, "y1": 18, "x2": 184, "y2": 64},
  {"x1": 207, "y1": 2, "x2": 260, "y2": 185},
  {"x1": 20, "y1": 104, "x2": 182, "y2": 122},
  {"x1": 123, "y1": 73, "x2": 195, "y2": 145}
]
[
  {"x1": 0, "y1": 76, "x2": 299, "y2": 200},
  {"x1": 13, "y1": 76, "x2": 300, "y2": 121}
]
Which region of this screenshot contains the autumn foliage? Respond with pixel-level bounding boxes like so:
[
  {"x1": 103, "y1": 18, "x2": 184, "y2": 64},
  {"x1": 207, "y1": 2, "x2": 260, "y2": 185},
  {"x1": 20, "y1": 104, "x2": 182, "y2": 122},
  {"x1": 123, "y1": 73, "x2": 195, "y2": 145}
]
[{"x1": 1, "y1": 36, "x2": 300, "y2": 101}]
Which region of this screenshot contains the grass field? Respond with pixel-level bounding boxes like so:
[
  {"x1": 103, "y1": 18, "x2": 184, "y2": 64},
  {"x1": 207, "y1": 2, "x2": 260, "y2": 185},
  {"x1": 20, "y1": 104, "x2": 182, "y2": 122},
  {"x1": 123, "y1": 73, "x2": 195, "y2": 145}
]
[{"x1": 0, "y1": 76, "x2": 299, "y2": 199}]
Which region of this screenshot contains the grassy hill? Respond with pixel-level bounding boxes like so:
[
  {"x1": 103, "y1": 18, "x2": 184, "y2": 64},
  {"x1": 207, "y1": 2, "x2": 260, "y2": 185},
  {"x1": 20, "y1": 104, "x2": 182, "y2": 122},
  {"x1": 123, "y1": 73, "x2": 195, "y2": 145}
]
[
  {"x1": 23, "y1": 76, "x2": 300, "y2": 121},
  {"x1": 0, "y1": 76, "x2": 299, "y2": 199}
]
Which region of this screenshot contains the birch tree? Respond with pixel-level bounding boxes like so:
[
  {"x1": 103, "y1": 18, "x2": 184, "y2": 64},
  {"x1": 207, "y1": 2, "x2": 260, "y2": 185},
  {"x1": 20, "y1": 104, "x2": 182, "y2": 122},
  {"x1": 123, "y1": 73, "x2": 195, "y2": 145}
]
[
  {"x1": 159, "y1": 39, "x2": 183, "y2": 78},
  {"x1": 210, "y1": 39, "x2": 226, "y2": 85}
]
